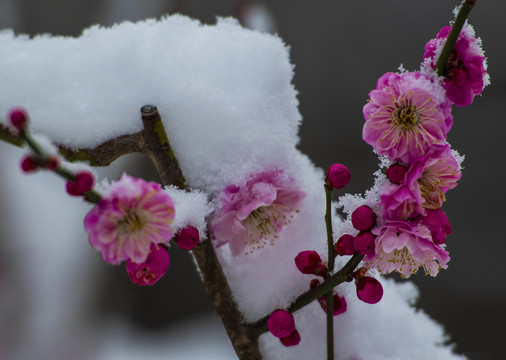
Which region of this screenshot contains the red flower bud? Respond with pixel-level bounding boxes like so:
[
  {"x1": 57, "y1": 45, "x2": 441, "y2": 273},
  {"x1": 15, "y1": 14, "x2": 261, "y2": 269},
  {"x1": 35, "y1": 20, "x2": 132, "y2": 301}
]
[
  {"x1": 8, "y1": 107, "x2": 29, "y2": 130},
  {"x1": 20, "y1": 155, "x2": 39, "y2": 173},
  {"x1": 353, "y1": 231, "x2": 376, "y2": 257},
  {"x1": 356, "y1": 276, "x2": 383, "y2": 304},
  {"x1": 351, "y1": 205, "x2": 376, "y2": 231},
  {"x1": 267, "y1": 309, "x2": 295, "y2": 338},
  {"x1": 334, "y1": 234, "x2": 355, "y2": 256},
  {"x1": 175, "y1": 226, "x2": 200, "y2": 250},
  {"x1": 66, "y1": 171, "x2": 95, "y2": 196},
  {"x1": 386, "y1": 163, "x2": 408, "y2": 185},
  {"x1": 280, "y1": 329, "x2": 301, "y2": 347},
  {"x1": 325, "y1": 163, "x2": 351, "y2": 190},
  {"x1": 295, "y1": 250, "x2": 327, "y2": 277},
  {"x1": 317, "y1": 293, "x2": 348, "y2": 316}
]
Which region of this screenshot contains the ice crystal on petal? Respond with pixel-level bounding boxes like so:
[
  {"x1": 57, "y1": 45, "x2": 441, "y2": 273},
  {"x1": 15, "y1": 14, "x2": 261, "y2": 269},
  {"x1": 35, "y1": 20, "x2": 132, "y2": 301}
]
[
  {"x1": 367, "y1": 221, "x2": 450, "y2": 278},
  {"x1": 210, "y1": 171, "x2": 306, "y2": 256},
  {"x1": 84, "y1": 174, "x2": 175, "y2": 265},
  {"x1": 363, "y1": 72, "x2": 452, "y2": 164}
]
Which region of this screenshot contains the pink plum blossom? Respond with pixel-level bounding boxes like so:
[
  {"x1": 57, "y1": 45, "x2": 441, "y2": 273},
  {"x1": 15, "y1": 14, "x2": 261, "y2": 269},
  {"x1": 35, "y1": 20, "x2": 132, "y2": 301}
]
[
  {"x1": 210, "y1": 171, "x2": 306, "y2": 256},
  {"x1": 126, "y1": 243, "x2": 170, "y2": 286},
  {"x1": 381, "y1": 146, "x2": 461, "y2": 220},
  {"x1": 84, "y1": 174, "x2": 175, "y2": 265},
  {"x1": 423, "y1": 24, "x2": 489, "y2": 107},
  {"x1": 366, "y1": 221, "x2": 450, "y2": 278},
  {"x1": 363, "y1": 71, "x2": 452, "y2": 163}
]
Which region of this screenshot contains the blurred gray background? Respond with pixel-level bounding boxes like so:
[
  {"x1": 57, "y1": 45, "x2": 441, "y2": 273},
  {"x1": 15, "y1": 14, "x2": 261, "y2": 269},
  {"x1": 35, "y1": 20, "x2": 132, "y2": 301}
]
[{"x1": 0, "y1": 0, "x2": 504, "y2": 359}]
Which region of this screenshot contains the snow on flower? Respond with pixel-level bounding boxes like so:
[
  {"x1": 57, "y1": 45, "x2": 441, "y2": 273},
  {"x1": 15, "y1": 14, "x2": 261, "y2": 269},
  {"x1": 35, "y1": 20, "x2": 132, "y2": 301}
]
[
  {"x1": 423, "y1": 23, "x2": 489, "y2": 107},
  {"x1": 366, "y1": 221, "x2": 450, "y2": 278},
  {"x1": 362, "y1": 71, "x2": 452, "y2": 164},
  {"x1": 210, "y1": 170, "x2": 306, "y2": 256},
  {"x1": 84, "y1": 174, "x2": 175, "y2": 265},
  {"x1": 381, "y1": 146, "x2": 461, "y2": 220}
]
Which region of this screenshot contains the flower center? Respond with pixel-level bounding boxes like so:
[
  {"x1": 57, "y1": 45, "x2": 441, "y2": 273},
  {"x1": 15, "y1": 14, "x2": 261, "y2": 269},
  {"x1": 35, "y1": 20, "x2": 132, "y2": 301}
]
[
  {"x1": 243, "y1": 204, "x2": 296, "y2": 254},
  {"x1": 418, "y1": 168, "x2": 445, "y2": 209},
  {"x1": 393, "y1": 105, "x2": 418, "y2": 130},
  {"x1": 119, "y1": 210, "x2": 146, "y2": 233}
]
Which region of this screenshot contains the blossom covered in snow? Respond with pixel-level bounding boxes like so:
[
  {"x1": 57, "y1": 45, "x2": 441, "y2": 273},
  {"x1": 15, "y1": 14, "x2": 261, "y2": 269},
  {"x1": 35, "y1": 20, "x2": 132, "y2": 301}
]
[
  {"x1": 84, "y1": 174, "x2": 175, "y2": 264},
  {"x1": 381, "y1": 146, "x2": 461, "y2": 220},
  {"x1": 423, "y1": 24, "x2": 489, "y2": 107},
  {"x1": 126, "y1": 243, "x2": 170, "y2": 286},
  {"x1": 210, "y1": 170, "x2": 306, "y2": 256},
  {"x1": 362, "y1": 71, "x2": 452, "y2": 164},
  {"x1": 366, "y1": 221, "x2": 450, "y2": 278}
]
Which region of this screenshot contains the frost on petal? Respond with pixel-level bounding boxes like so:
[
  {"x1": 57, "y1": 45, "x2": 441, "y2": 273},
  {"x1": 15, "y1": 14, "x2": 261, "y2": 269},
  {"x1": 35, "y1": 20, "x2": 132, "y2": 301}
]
[
  {"x1": 84, "y1": 174, "x2": 175, "y2": 264},
  {"x1": 210, "y1": 170, "x2": 306, "y2": 256}
]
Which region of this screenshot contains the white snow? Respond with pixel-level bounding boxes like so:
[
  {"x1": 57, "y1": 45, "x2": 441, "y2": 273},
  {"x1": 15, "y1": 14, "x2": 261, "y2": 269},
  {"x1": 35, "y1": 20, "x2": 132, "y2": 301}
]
[{"x1": 0, "y1": 14, "x2": 465, "y2": 360}]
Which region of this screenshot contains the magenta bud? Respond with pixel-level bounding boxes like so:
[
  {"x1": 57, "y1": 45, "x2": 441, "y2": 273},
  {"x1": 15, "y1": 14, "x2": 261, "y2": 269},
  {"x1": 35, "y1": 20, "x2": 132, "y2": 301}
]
[
  {"x1": 334, "y1": 234, "x2": 355, "y2": 256},
  {"x1": 353, "y1": 231, "x2": 376, "y2": 257},
  {"x1": 325, "y1": 163, "x2": 351, "y2": 190},
  {"x1": 295, "y1": 250, "x2": 327, "y2": 277},
  {"x1": 45, "y1": 156, "x2": 59, "y2": 171},
  {"x1": 175, "y1": 226, "x2": 200, "y2": 250},
  {"x1": 386, "y1": 163, "x2": 408, "y2": 185},
  {"x1": 309, "y1": 278, "x2": 321, "y2": 289},
  {"x1": 356, "y1": 276, "x2": 383, "y2": 304},
  {"x1": 267, "y1": 309, "x2": 296, "y2": 338},
  {"x1": 280, "y1": 329, "x2": 301, "y2": 347},
  {"x1": 351, "y1": 205, "x2": 376, "y2": 231},
  {"x1": 318, "y1": 293, "x2": 348, "y2": 316},
  {"x1": 20, "y1": 155, "x2": 39, "y2": 173},
  {"x1": 66, "y1": 171, "x2": 95, "y2": 196},
  {"x1": 126, "y1": 243, "x2": 170, "y2": 286},
  {"x1": 8, "y1": 107, "x2": 29, "y2": 130}
]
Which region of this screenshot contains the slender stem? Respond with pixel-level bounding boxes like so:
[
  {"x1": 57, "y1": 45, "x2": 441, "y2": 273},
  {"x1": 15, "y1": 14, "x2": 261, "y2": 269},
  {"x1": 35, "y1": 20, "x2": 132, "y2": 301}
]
[
  {"x1": 325, "y1": 185, "x2": 335, "y2": 273},
  {"x1": 20, "y1": 130, "x2": 45, "y2": 157},
  {"x1": 324, "y1": 185, "x2": 335, "y2": 360},
  {"x1": 253, "y1": 253, "x2": 364, "y2": 337},
  {"x1": 21, "y1": 129, "x2": 102, "y2": 204},
  {"x1": 435, "y1": 0, "x2": 476, "y2": 76},
  {"x1": 0, "y1": 123, "x2": 24, "y2": 147}
]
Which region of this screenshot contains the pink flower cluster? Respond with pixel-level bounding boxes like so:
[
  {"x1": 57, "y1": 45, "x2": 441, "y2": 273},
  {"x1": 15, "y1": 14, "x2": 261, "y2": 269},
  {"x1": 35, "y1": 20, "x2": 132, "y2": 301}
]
[
  {"x1": 357, "y1": 23, "x2": 485, "y2": 278},
  {"x1": 210, "y1": 170, "x2": 306, "y2": 256},
  {"x1": 84, "y1": 174, "x2": 176, "y2": 285},
  {"x1": 423, "y1": 24, "x2": 489, "y2": 107}
]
